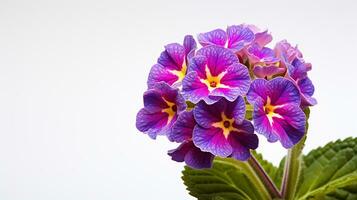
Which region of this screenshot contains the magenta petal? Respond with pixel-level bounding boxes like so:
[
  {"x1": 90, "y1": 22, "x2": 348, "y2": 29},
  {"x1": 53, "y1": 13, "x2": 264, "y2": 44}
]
[
  {"x1": 247, "y1": 78, "x2": 268, "y2": 105},
  {"x1": 254, "y1": 30, "x2": 273, "y2": 47},
  {"x1": 157, "y1": 44, "x2": 184, "y2": 71},
  {"x1": 193, "y1": 125, "x2": 232, "y2": 157},
  {"x1": 252, "y1": 101, "x2": 278, "y2": 142},
  {"x1": 272, "y1": 104, "x2": 306, "y2": 148},
  {"x1": 169, "y1": 111, "x2": 196, "y2": 143},
  {"x1": 228, "y1": 120, "x2": 258, "y2": 161},
  {"x1": 183, "y1": 35, "x2": 197, "y2": 56},
  {"x1": 226, "y1": 25, "x2": 254, "y2": 51},
  {"x1": 298, "y1": 77, "x2": 317, "y2": 106},
  {"x1": 198, "y1": 29, "x2": 227, "y2": 47},
  {"x1": 147, "y1": 64, "x2": 179, "y2": 88},
  {"x1": 188, "y1": 55, "x2": 207, "y2": 78},
  {"x1": 267, "y1": 77, "x2": 301, "y2": 106},
  {"x1": 253, "y1": 65, "x2": 286, "y2": 78},
  {"x1": 214, "y1": 63, "x2": 250, "y2": 99},
  {"x1": 136, "y1": 108, "x2": 171, "y2": 139},
  {"x1": 182, "y1": 71, "x2": 215, "y2": 104},
  {"x1": 196, "y1": 45, "x2": 238, "y2": 76},
  {"x1": 142, "y1": 89, "x2": 168, "y2": 113},
  {"x1": 193, "y1": 100, "x2": 225, "y2": 129}
]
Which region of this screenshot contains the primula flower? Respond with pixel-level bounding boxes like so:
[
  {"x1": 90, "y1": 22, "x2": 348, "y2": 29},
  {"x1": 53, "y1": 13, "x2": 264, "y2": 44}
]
[
  {"x1": 246, "y1": 43, "x2": 283, "y2": 78},
  {"x1": 198, "y1": 25, "x2": 254, "y2": 52},
  {"x1": 147, "y1": 35, "x2": 197, "y2": 88},
  {"x1": 247, "y1": 77, "x2": 306, "y2": 148},
  {"x1": 168, "y1": 111, "x2": 214, "y2": 169},
  {"x1": 192, "y1": 97, "x2": 259, "y2": 160},
  {"x1": 136, "y1": 82, "x2": 186, "y2": 139},
  {"x1": 286, "y1": 58, "x2": 317, "y2": 106},
  {"x1": 182, "y1": 45, "x2": 250, "y2": 104}
]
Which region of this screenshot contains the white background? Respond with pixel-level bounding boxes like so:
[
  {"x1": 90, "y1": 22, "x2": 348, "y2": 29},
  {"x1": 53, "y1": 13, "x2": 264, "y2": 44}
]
[{"x1": 1, "y1": 0, "x2": 356, "y2": 199}]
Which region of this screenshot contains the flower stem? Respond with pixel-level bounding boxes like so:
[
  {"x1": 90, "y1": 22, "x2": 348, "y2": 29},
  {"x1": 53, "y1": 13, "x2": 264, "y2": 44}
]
[
  {"x1": 281, "y1": 136, "x2": 306, "y2": 199},
  {"x1": 248, "y1": 154, "x2": 282, "y2": 199}
]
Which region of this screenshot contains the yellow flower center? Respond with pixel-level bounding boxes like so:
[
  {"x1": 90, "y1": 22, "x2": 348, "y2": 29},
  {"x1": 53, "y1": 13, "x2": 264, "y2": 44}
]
[
  {"x1": 200, "y1": 66, "x2": 229, "y2": 92},
  {"x1": 264, "y1": 97, "x2": 283, "y2": 125},
  {"x1": 161, "y1": 98, "x2": 177, "y2": 124},
  {"x1": 169, "y1": 60, "x2": 187, "y2": 85},
  {"x1": 212, "y1": 112, "x2": 237, "y2": 138}
]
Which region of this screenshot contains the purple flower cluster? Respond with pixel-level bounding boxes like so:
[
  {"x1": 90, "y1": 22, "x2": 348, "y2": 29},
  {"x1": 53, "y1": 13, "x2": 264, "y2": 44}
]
[{"x1": 136, "y1": 24, "x2": 316, "y2": 169}]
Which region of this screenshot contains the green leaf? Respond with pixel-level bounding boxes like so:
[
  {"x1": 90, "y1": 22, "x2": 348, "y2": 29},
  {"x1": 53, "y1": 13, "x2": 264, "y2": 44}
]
[
  {"x1": 296, "y1": 137, "x2": 357, "y2": 200},
  {"x1": 182, "y1": 157, "x2": 271, "y2": 200}
]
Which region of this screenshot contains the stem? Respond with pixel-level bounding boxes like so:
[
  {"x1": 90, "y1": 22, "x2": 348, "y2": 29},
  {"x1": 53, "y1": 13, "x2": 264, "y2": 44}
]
[
  {"x1": 248, "y1": 154, "x2": 282, "y2": 199},
  {"x1": 281, "y1": 136, "x2": 306, "y2": 199}
]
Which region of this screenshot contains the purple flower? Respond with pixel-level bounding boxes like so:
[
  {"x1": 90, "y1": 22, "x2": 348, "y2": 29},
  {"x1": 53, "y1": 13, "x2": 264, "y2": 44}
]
[
  {"x1": 168, "y1": 111, "x2": 214, "y2": 169},
  {"x1": 286, "y1": 58, "x2": 317, "y2": 106},
  {"x1": 198, "y1": 25, "x2": 254, "y2": 52},
  {"x1": 192, "y1": 97, "x2": 259, "y2": 160},
  {"x1": 247, "y1": 78, "x2": 306, "y2": 148},
  {"x1": 182, "y1": 45, "x2": 250, "y2": 104},
  {"x1": 147, "y1": 35, "x2": 197, "y2": 88},
  {"x1": 136, "y1": 82, "x2": 186, "y2": 139}
]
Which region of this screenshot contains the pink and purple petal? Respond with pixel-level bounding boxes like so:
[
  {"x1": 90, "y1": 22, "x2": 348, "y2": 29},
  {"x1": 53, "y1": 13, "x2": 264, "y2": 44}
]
[
  {"x1": 198, "y1": 29, "x2": 227, "y2": 47},
  {"x1": 224, "y1": 96, "x2": 246, "y2": 124},
  {"x1": 194, "y1": 97, "x2": 246, "y2": 128},
  {"x1": 196, "y1": 45, "x2": 238, "y2": 76},
  {"x1": 298, "y1": 77, "x2": 317, "y2": 106},
  {"x1": 253, "y1": 65, "x2": 286, "y2": 78},
  {"x1": 147, "y1": 64, "x2": 179, "y2": 88},
  {"x1": 169, "y1": 111, "x2": 196, "y2": 143},
  {"x1": 193, "y1": 99, "x2": 226, "y2": 128},
  {"x1": 272, "y1": 104, "x2": 306, "y2": 148},
  {"x1": 212, "y1": 63, "x2": 250, "y2": 100},
  {"x1": 228, "y1": 120, "x2": 258, "y2": 160},
  {"x1": 193, "y1": 125, "x2": 233, "y2": 157},
  {"x1": 226, "y1": 25, "x2": 254, "y2": 51},
  {"x1": 142, "y1": 89, "x2": 169, "y2": 113},
  {"x1": 168, "y1": 141, "x2": 214, "y2": 169},
  {"x1": 187, "y1": 55, "x2": 207, "y2": 78},
  {"x1": 254, "y1": 30, "x2": 273, "y2": 47},
  {"x1": 251, "y1": 101, "x2": 279, "y2": 142},
  {"x1": 182, "y1": 71, "x2": 215, "y2": 104},
  {"x1": 266, "y1": 77, "x2": 301, "y2": 106},
  {"x1": 152, "y1": 82, "x2": 186, "y2": 112},
  {"x1": 136, "y1": 108, "x2": 171, "y2": 139},
  {"x1": 246, "y1": 78, "x2": 268, "y2": 105},
  {"x1": 247, "y1": 43, "x2": 279, "y2": 64},
  {"x1": 183, "y1": 35, "x2": 197, "y2": 59}
]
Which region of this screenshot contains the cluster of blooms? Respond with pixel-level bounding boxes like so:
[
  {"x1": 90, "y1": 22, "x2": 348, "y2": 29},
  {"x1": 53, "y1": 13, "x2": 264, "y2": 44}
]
[{"x1": 136, "y1": 24, "x2": 316, "y2": 169}]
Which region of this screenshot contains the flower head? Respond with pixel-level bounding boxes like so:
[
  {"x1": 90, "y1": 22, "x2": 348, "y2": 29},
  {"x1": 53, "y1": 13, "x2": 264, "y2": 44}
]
[
  {"x1": 147, "y1": 35, "x2": 197, "y2": 88},
  {"x1": 247, "y1": 78, "x2": 306, "y2": 148},
  {"x1": 136, "y1": 82, "x2": 186, "y2": 139},
  {"x1": 168, "y1": 111, "x2": 214, "y2": 169},
  {"x1": 192, "y1": 97, "x2": 258, "y2": 160},
  {"x1": 182, "y1": 45, "x2": 250, "y2": 104},
  {"x1": 198, "y1": 25, "x2": 254, "y2": 52}
]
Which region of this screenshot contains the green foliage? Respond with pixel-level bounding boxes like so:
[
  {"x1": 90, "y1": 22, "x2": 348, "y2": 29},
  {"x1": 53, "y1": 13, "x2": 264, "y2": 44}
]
[
  {"x1": 296, "y1": 137, "x2": 357, "y2": 200},
  {"x1": 182, "y1": 157, "x2": 271, "y2": 200},
  {"x1": 182, "y1": 137, "x2": 357, "y2": 200}
]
